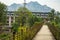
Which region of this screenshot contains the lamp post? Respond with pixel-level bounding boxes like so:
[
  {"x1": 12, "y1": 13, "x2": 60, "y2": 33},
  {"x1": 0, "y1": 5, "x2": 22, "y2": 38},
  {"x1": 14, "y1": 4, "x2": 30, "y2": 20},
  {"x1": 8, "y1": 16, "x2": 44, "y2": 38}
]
[
  {"x1": 23, "y1": 0, "x2": 28, "y2": 27},
  {"x1": 24, "y1": 0, "x2": 26, "y2": 8},
  {"x1": 24, "y1": 0, "x2": 28, "y2": 27}
]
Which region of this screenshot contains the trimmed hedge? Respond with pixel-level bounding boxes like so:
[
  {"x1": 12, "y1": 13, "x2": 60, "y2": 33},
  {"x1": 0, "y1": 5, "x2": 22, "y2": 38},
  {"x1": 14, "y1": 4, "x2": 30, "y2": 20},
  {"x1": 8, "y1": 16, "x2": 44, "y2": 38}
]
[
  {"x1": 47, "y1": 23, "x2": 60, "y2": 40},
  {"x1": 29, "y1": 22, "x2": 43, "y2": 40},
  {"x1": 15, "y1": 22, "x2": 43, "y2": 40}
]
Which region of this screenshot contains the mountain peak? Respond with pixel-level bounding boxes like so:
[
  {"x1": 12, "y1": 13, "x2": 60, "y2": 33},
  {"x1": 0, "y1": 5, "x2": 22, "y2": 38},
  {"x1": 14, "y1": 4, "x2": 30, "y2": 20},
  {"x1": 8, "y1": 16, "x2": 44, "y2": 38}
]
[
  {"x1": 28, "y1": 1, "x2": 40, "y2": 5},
  {"x1": 7, "y1": 1, "x2": 52, "y2": 12},
  {"x1": 10, "y1": 3, "x2": 21, "y2": 6},
  {"x1": 43, "y1": 5, "x2": 47, "y2": 6},
  {"x1": 29, "y1": 1, "x2": 38, "y2": 3}
]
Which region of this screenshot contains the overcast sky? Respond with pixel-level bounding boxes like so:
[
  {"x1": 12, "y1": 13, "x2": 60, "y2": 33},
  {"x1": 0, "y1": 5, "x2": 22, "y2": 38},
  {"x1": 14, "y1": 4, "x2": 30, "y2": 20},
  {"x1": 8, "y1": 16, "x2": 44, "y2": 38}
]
[{"x1": 0, "y1": 0, "x2": 60, "y2": 12}]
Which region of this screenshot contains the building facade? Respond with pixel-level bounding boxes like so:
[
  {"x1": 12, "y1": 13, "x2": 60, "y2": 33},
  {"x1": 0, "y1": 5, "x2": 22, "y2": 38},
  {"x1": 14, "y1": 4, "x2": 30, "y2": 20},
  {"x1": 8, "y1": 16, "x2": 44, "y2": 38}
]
[{"x1": 6, "y1": 11, "x2": 49, "y2": 27}]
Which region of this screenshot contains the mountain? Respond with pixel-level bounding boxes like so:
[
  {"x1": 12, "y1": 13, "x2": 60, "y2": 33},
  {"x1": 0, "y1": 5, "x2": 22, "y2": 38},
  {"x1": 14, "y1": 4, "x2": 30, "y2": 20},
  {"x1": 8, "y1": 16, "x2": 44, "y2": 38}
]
[
  {"x1": 7, "y1": 1, "x2": 52, "y2": 12},
  {"x1": 8, "y1": 3, "x2": 22, "y2": 11}
]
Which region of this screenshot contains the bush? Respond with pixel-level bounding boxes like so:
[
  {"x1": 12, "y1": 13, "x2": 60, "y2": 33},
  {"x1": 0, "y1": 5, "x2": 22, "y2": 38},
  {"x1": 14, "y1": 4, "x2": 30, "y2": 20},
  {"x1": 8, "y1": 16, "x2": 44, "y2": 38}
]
[{"x1": 15, "y1": 22, "x2": 43, "y2": 40}]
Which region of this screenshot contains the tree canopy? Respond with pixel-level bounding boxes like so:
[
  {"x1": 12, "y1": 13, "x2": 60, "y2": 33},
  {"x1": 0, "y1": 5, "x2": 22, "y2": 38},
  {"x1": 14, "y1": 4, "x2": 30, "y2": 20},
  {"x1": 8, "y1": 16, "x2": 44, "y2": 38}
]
[
  {"x1": 15, "y1": 7, "x2": 33, "y2": 27},
  {"x1": 0, "y1": 2, "x2": 7, "y2": 25},
  {"x1": 48, "y1": 9, "x2": 55, "y2": 21}
]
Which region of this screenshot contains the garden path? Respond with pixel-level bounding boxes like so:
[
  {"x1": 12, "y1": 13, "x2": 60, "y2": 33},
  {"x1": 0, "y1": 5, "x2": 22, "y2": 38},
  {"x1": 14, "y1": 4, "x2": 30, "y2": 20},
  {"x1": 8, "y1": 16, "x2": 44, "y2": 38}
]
[{"x1": 33, "y1": 25, "x2": 55, "y2": 40}]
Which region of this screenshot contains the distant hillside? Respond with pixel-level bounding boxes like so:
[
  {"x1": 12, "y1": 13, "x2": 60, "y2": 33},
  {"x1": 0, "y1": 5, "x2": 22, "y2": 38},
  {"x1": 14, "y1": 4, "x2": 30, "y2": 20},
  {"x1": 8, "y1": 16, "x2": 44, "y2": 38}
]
[{"x1": 7, "y1": 1, "x2": 52, "y2": 12}]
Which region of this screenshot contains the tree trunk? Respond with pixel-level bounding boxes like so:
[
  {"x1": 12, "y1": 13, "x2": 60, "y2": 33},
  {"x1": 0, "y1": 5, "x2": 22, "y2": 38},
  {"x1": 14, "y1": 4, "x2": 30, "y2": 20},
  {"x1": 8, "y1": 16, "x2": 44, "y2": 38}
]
[{"x1": 13, "y1": 32, "x2": 16, "y2": 40}]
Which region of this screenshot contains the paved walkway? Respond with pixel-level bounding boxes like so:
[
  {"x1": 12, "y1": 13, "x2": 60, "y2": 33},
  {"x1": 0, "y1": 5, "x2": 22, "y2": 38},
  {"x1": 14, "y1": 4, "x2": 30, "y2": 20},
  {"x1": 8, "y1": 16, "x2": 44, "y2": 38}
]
[{"x1": 33, "y1": 25, "x2": 55, "y2": 40}]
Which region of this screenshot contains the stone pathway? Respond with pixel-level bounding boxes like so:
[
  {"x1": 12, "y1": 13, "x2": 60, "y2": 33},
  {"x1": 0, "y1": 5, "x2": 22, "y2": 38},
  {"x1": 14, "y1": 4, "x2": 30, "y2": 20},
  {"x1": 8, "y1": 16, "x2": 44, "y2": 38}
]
[{"x1": 33, "y1": 25, "x2": 55, "y2": 40}]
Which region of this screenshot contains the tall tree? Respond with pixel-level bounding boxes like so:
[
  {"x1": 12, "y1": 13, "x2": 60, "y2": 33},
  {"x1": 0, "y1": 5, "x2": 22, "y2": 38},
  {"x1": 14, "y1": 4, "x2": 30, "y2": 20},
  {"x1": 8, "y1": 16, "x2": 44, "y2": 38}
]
[
  {"x1": 0, "y1": 2, "x2": 7, "y2": 26},
  {"x1": 48, "y1": 9, "x2": 55, "y2": 21},
  {"x1": 12, "y1": 7, "x2": 33, "y2": 40},
  {"x1": 15, "y1": 7, "x2": 33, "y2": 27}
]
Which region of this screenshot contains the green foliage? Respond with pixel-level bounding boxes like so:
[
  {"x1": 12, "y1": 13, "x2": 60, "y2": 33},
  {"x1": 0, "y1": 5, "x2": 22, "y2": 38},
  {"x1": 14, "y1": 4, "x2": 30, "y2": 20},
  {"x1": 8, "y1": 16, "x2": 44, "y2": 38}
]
[
  {"x1": 0, "y1": 34, "x2": 7, "y2": 38},
  {"x1": 0, "y1": 33, "x2": 13, "y2": 40},
  {"x1": 12, "y1": 23, "x2": 19, "y2": 32},
  {"x1": 49, "y1": 9, "x2": 60, "y2": 29},
  {"x1": 12, "y1": 7, "x2": 43, "y2": 32},
  {"x1": 48, "y1": 11, "x2": 60, "y2": 40},
  {"x1": 15, "y1": 22, "x2": 43, "y2": 40},
  {"x1": 14, "y1": 7, "x2": 43, "y2": 27},
  {"x1": 0, "y1": 2, "x2": 7, "y2": 25},
  {"x1": 12, "y1": 7, "x2": 43, "y2": 40},
  {"x1": 55, "y1": 16, "x2": 60, "y2": 29},
  {"x1": 48, "y1": 9, "x2": 55, "y2": 21},
  {"x1": 15, "y1": 7, "x2": 33, "y2": 27}
]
